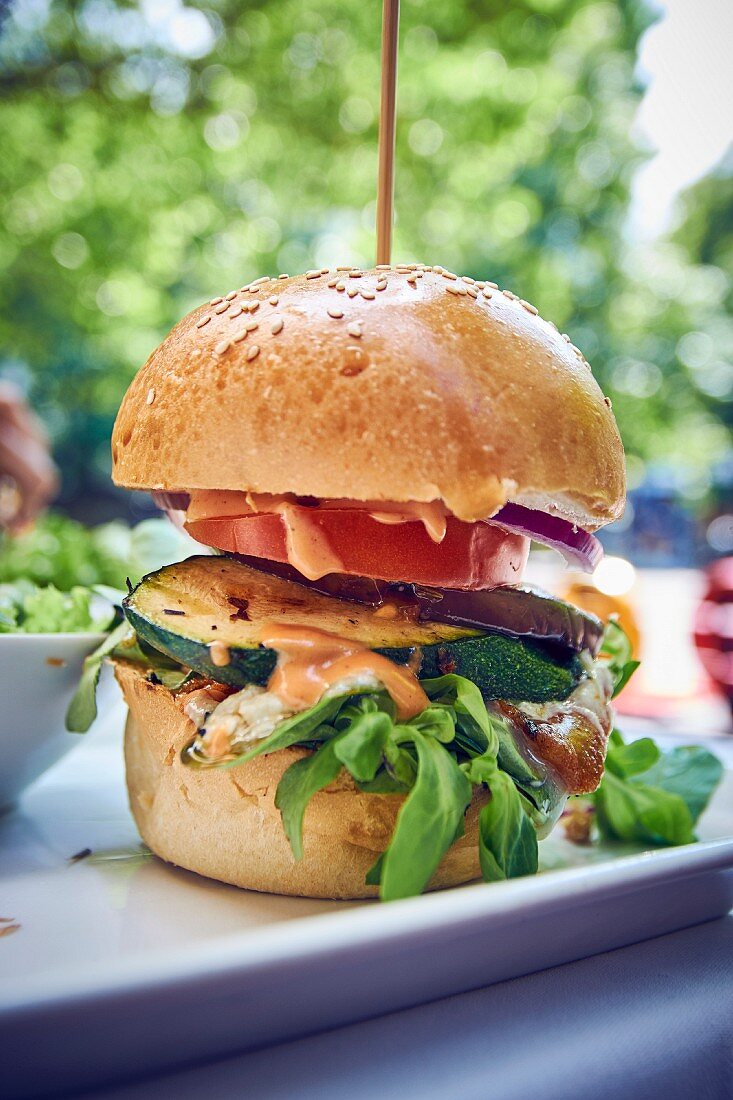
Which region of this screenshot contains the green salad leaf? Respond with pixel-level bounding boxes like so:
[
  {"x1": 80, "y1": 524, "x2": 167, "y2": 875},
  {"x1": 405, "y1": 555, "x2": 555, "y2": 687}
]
[
  {"x1": 463, "y1": 751, "x2": 539, "y2": 880},
  {"x1": 334, "y1": 707, "x2": 393, "y2": 783},
  {"x1": 65, "y1": 623, "x2": 193, "y2": 733},
  {"x1": 65, "y1": 620, "x2": 131, "y2": 733},
  {"x1": 592, "y1": 729, "x2": 723, "y2": 846},
  {"x1": 599, "y1": 618, "x2": 640, "y2": 698},
  {"x1": 0, "y1": 580, "x2": 115, "y2": 635},
  {"x1": 378, "y1": 730, "x2": 472, "y2": 900},
  {"x1": 275, "y1": 736, "x2": 347, "y2": 860}
]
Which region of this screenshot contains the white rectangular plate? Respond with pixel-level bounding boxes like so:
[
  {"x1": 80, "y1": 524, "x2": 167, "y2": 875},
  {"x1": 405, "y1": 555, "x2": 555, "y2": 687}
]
[{"x1": 2, "y1": 696, "x2": 732, "y2": 1098}]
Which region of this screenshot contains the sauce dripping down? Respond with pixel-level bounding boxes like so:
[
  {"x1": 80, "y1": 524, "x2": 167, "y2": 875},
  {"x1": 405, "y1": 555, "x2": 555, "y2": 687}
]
[
  {"x1": 183, "y1": 490, "x2": 449, "y2": 550},
  {"x1": 274, "y1": 502, "x2": 344, "y2": 581},
  {"x1": 262, "y1": 623, "x2": 429, "y2": 720},
  {"x1": 363, "y1": 501, "x2": 447, "y2": 544}
]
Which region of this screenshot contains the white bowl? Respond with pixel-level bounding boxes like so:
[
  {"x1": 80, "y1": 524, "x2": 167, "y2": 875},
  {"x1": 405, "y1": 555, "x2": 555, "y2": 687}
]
[{"x1": 0, "y1": 632, "x2": 108, "y2": 810}]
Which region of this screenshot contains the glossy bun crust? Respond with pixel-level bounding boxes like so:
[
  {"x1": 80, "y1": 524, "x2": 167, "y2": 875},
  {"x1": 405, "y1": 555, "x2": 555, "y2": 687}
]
[
  {"x1": 116, "y1": 661, "x2": 487, "y2": 899},
  {"x1": 112, "y1": 267, "x2": 625, "y2": 529}
]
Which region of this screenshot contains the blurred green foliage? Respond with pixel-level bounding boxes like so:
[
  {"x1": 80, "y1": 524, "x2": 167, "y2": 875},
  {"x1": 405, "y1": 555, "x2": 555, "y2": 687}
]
[
  {"x1": 0, "y1": 511, "x2": 191, "y2": 589},
  {"x1": 0, "y1": 0, "x2": 730, "y2": 510}
]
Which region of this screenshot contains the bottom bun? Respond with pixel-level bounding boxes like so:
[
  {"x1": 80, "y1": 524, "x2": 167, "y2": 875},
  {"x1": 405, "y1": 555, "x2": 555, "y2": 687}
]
[{"x1": 115, "y1": 661, "x2": 488, "y2": 899}]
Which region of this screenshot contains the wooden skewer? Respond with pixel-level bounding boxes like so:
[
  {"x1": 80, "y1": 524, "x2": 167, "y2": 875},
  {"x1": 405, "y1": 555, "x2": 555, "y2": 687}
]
[{"x1": 376, "y1": 0, "x2": 400, "y2": 266}]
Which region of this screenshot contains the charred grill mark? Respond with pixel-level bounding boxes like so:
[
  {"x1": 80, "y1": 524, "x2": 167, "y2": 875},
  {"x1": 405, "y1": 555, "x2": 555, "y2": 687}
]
[{"x1": 227, "y1": 596, "x2": 250, "y2": 622}]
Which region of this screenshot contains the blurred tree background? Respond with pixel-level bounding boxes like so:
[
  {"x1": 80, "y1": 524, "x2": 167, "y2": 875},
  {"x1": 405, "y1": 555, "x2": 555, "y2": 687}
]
[{"x1": 0, "y1": 0, "x2": 730, "y2": 520}]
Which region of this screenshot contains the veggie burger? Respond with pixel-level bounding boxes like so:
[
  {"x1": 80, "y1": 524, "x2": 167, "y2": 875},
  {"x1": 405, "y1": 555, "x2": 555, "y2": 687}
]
[{"x1": 107, "y1": 265, "x2": 631, "y2": 901}]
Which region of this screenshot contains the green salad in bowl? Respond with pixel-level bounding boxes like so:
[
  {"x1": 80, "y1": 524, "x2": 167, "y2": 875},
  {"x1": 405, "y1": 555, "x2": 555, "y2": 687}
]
[{"x1": 0, "y1": 512, "x2": 190, "y2": 809}]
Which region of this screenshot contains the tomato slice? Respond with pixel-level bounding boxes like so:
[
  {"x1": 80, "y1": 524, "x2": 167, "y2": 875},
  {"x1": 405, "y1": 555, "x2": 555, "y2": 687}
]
[{"x1": 185, "y1": 508, "x2": 529, "y2": 589}]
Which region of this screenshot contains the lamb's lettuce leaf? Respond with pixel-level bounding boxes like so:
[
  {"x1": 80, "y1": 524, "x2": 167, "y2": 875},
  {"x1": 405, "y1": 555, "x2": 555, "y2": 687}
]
[
  {"x1": 599, "y1": 618, "x2": 640, "y2": 698},
  {"x1": 377, "y1": 729, "x2": 472, "y2": 900},
  {"x1": 592, "y1": 729, "x2": 722, "y2": 846},
  {"x1": 65, "y1": 623, "x2": 192, "y2": 733}
]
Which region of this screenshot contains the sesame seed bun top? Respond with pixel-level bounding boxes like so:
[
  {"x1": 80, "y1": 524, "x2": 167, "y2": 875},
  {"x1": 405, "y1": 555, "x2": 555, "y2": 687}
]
[{"x1": 111, "y1": 265, "x2": 625, "y2": 529}]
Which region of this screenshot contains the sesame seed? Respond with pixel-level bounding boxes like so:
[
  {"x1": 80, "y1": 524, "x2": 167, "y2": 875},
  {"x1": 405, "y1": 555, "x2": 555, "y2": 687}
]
[
  {"x1": 249, "y1": 301, "x2": 260, "y2": 313},
  {"x1": 446, "y1": 283, "x2": 467, "y2": 296},
  {"x1": 306, "y1": 270, "x2": 321, "y2": 279},
  {"x1": 462, "y1": 276, "x2": 475, "y2": 284},
  {"x1": 246, "y1": 320, "x2": 259, "y2": 332},
  {"x1": 269, "y1": 295, "x2": 279, "y2": 306},
  {"x1": 229, "y1": 306, "x2": 244, "y2": 319},
  {"x1": 327, "y1": 307, "x2": 344, "y2": 319},
  {"x1": 485, "y1": 281, "x2": 498, "y2": 290},
  {"x1": 196, "y1": 316, "x2": 211, "y2": 329},
  {"x1": 146, "y1": 388, "x2": 155, "y2": 405},
  {"x1": 335, "y1": 281, "x2": 346, "y2": 292},
  {"x1": 360, "y1": 290, "x2": 376, "y2": 300},
  {"x1": 604, "y1": 396, "x2": 612, "y2": 408},
  {"x1": 278, "y1": 273, "x2": 289, "y2": 280},
  {"x1": 347, "y1": 321, "x2": 362, "y2": 338},
  {"x1": 252, "y1": 276, "x2": 269, "y2": 285},
  {"x1": 214, "y1": 303, "x2": 229, "y2": 315},
  {"x1": 320, "y1": 267, "x2": 329, "y2": 274},
  {"x1": 466, "y1": 286, "x2": 479, "y2": 299},
  {"x1": 347, "y1": 287, "x2": 359, "y2": 298},
  {"x1": 348, "y1": 271, "x2": 363, "y2": 278},
  {"x1": 375, "y1": 264, "x2": 392, "y2": 270},
  {"x1": 210, "y1": 297, "x2": 223, "y2": 305},
  {"x1": 483, "y1": 290, "x2": 493, "y2": 299},
  {"x1": 376, "y1": 279, "x2": 388, "y2": 291},
  {"x1": 233, "y1": 330, "x2": 247, "y2": 343},
  {"x1": 475, "y1": 281, "x2": 486, "y2": 289},
  {"x1": 406, "y1": 274, "x2": 418, "y2": 285},
  {"x1": 240, "y1": 285, "x2": 251, "y2": 293},
  {"x1": 396, "y1": 266, "x2": 411, "y2": 273},
  {"x1": 336, "y1": 266, "x2": 352, "y2": 271},
  {"x1": 502, "y1": 289, "x2": 518, "y2": 300},
  {"x1": 271, "y1": 317, "x2": 284, "y2": 334},
  {"x1": 327, "y1": 278, "x2": 339, "y2": 288},
  {"x1": 520, "y1": 299, "x2": 539, "y2": 315},
  {"x1": 562, "y1": 333, "x2": 572, "y2": 343},
  {"x1": 247, "y1": 345, "x2": 260, "y2": 361},
  {"x1": 225, "y1": 291, "x2": 237, "y2": 301},
  {"x1": 214, "y1": 340, "x2": 230, "y2": 355},
  {"x1": 442, "y1": 271, "x2": 458, "y2": 281}
]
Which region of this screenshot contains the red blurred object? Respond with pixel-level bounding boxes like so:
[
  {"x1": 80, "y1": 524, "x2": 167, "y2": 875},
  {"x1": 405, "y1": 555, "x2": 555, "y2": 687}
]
[{"x1": 694, "y1": 556, "x2": 733, "y2": 722}]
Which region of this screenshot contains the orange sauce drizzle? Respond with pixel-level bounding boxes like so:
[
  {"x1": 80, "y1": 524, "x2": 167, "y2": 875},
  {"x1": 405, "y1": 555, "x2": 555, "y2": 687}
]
[
  {"x1": 367, "y1": 501, "x2": 447, "y2": 543},
  {"x1": 185, "y1": 491, "x2": 449, "y2": 552},
  {"x1": 273, "y1": 503, "x2": 344, "y2": 580},
  {"x1": 262, "y1": 623, "x2": 429, "y2": 720}
]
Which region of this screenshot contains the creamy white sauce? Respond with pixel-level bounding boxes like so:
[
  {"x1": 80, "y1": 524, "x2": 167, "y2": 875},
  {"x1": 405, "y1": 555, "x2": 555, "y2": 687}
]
[
  {"x1": 198, "y1": 685, "x2": 294, "y2": 755},
  {"x1": 196, "y1": 671, "x2": 383, "y2": 760},
  {"x1": 520, "y1": 652, "x2": 613, "y2": 737}
]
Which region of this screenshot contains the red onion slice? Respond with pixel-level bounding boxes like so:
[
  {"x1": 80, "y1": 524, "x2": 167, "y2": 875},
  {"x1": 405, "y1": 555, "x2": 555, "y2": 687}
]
[
  {"x1": 488, "y1": 503, "x2": 603, "y2": 572},
  {"x1": 152, "y1": 490, "x2": 190, "y2": 512}
]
